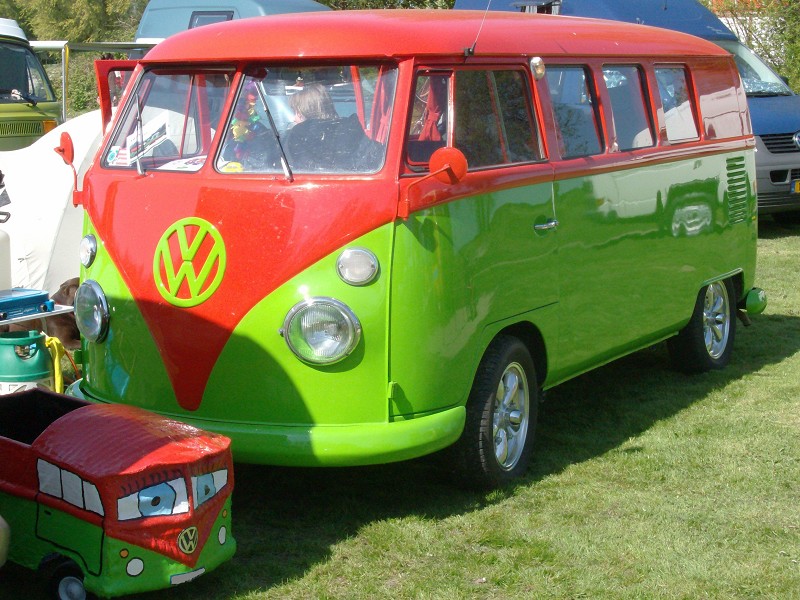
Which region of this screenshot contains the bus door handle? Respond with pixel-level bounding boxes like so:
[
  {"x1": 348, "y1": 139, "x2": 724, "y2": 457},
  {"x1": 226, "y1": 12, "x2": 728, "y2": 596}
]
[{"x1": 534, "y1": 218, "x2": 559, "y2": 232}]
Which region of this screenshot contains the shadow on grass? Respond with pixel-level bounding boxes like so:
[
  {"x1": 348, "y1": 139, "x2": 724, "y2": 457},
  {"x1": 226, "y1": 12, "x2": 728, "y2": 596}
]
[
  {"x1": 759, "y1": 217, "x2": 800, "y2": 239},
  {"x1": 3, "y1": 286, "x2": 798, "y2": 600},
  {"x1": 87, "y1": 317, "x2": 794, "y2": 600}
]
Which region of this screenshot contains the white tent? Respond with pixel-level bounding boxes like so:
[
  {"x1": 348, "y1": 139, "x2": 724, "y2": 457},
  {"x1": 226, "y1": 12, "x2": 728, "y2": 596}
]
[{"x1": 0, "y1": 109, "x2": 102, "y2": 294}]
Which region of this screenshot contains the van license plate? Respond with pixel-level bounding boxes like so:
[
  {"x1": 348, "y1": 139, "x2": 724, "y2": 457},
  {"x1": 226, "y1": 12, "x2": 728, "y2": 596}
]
[{"x1": 794, "y1": 180, "x2": 800, "y2": 194}]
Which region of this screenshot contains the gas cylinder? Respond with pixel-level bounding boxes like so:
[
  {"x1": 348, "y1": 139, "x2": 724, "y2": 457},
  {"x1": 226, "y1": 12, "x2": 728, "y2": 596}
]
[{"x1": 0, "y1": 331, "x2": 55, "y2": 394}]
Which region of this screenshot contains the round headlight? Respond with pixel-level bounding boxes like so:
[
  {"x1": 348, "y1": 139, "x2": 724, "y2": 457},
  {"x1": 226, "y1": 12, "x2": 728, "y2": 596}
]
[
  {"x1": 282, "y1": 298, "x2": 361, "y2": 365},
  {"x1": 75, "y1": 280, "x2": 110, "y2": 343},
  {"x1": 336, "y1": 248, "x2": 379, "y2": 286},
  {"x1": 80, "y1": 234, "x2": 98, "y2": 268}
]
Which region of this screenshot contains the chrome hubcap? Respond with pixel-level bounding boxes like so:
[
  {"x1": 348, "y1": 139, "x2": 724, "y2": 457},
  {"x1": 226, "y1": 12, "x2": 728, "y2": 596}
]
[
  {"x1": 58, "y1": 576, "x2": 86, "y2": 600},
  {"x1": 703, "y1": 281, "x2": 730, "y2": 359},
  {"x1": 493, "y1": 362, "x2": 529, "y2": 471}
]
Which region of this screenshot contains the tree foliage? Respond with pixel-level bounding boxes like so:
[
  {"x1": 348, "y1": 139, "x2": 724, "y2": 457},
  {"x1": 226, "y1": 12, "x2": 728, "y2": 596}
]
[{"x1": 19, "y1": 0, "x2": 145, "y2": 42}]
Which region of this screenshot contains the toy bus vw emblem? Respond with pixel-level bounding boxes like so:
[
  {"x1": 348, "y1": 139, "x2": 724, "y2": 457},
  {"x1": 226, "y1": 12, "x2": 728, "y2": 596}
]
[
  {"x1": 177, "y1": 526, "x2": 199, "y2": 554},
  {"x1": 154, "y1": 217, "x2": 226, "y2": 308}
]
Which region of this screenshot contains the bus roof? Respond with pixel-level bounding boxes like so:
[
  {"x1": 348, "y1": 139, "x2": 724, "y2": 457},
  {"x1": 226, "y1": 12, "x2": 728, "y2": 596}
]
[
  {"x1": 33, "y1": 403, "x2": 231, "y2": 478},
  {"x1": 143, "y1": 9, "x2": 728, "y2": 64}
]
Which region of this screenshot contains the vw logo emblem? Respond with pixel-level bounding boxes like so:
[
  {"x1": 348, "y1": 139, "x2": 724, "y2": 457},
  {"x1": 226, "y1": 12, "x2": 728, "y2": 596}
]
[
  {"x1": 794, "y1": 131, "x2": 800, "y2": 150},
  {"x1": 177, "y1": 526, "x2": 199, "y2": 555},
  {"x1": 153, "y1": 217, "x2": 226, "y2": 308}
]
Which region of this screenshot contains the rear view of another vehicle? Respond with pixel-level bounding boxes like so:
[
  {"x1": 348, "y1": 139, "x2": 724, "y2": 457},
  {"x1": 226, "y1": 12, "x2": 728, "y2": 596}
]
[{"x1": 0, "y1": 18, "x2": 60, "y2": 151}]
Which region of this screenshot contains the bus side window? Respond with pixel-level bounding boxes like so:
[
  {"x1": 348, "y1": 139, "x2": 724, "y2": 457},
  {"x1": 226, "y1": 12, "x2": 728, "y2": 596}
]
[
  {"x1": 454, "y1": 69, "x2": 540, "y2": 168},
  {"x1": 655, "y1": 66, "x2": 699, "y2": 142},
  {"x1": 406, "y1": 72, "x2": 449, "y2": 164},
  {"x1": 603, "y1": 65, "x2": 654, "y2": 151},
  {"x1": 546, "y1": 65, "x2": 603, "y2": 158}
]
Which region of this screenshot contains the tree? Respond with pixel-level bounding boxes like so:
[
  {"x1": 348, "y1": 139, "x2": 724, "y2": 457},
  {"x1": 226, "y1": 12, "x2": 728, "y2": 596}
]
[
  {"x1": 0, "y1": 0, "x2": 32, "y2": 35},
  {"x1": 773, "y1": 0, "x2": 800, "y2": 90},
  {"x1": 20, "y1": 0, "x2": 145, "y2": 43}
]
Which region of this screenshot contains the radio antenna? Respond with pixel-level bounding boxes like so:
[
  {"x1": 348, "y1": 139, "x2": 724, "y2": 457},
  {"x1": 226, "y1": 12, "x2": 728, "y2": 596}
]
[{"x1": 465, "y1": 0, "x2": 492, "y2": 57}]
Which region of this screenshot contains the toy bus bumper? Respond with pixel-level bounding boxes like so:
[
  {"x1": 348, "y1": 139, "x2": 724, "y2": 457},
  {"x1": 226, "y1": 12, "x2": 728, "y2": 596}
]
[{"x1": 66, "y1": 380, "x2": 466, "y2": 466}]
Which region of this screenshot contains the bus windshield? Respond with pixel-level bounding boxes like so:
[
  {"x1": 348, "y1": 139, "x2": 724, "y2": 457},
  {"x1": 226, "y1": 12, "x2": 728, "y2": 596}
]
[
  {"x1": 104, "y1": 68, "x2": 234, "y2": 172},
  {"x1": 215, "y1": 63, "x2": 397, "y2": 175},
  {"x1": 0, "y1": 41, "x2": 56, "y2": 103},
  {"x1": 116, "y1": 467, "x2": 229, "y2": 520}
]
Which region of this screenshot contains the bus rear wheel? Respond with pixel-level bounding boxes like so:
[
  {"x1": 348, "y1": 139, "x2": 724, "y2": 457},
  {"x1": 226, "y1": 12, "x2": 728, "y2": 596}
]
[
  {"x1": 48, "y1": 559, "x2": 87, "y2": 600},
  {"x1": 668, "y1": 279, "x2": 735, "y2": 373},
  {"x1": 451, "y1": 335, "x2": 538, "y2": 489}
]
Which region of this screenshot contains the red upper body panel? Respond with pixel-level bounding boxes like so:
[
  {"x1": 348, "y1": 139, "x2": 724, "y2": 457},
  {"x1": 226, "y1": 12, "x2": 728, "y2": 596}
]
[{"x1": 143, "y1": 9, "x2": 728, "y2": 64}]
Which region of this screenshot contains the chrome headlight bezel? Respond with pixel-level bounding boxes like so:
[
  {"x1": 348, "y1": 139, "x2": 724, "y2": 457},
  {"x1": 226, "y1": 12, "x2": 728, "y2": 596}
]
[
  {"x1": 74, "y1": 279, "x2": 110, "y2": 343},
  {"x1": 282, "y1": 297, "x2": 361, "y2": 365},
  {"x1": 79, "y1": 234, "x2": 98, "y2": 268}
]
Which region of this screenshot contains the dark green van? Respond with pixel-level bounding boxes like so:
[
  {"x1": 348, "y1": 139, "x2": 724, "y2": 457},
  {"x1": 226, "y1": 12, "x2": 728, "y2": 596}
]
[{"x1": 0, "y1": 18, "x2": 60, "y2": 150}]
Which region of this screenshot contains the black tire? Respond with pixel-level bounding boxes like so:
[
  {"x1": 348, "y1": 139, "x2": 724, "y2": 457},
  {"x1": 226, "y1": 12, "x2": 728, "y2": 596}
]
[
  {"x1": 668, "y1": 279, "x2": 736, "y2": 373},
  {"x1": 48, "y1": 559, "x2": 87, "y2": 600},
  {"x1": 450, "y1": 335, "x2": 538, "y2": 489}
]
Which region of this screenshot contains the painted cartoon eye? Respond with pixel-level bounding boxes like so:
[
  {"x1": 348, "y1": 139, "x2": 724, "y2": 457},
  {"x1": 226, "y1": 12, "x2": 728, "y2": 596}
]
[
  {"x1": 138, "y1": 482, "x2": 176, "y2": 516},
  {"x1": 117, "y1": 478, "x2": 189, "y2": 520},
  {"x1": 192, "y1": 469, "x2": 228, "y2": 508},
  {"x1": 193, "y1": 474, "x2": 216, "y2": 507}
]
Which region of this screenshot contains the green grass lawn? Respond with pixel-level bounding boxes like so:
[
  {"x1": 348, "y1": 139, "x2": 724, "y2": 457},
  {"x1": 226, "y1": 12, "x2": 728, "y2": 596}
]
[{"x1": 3, "y1": 220, "x2": 799, "y2": 600}]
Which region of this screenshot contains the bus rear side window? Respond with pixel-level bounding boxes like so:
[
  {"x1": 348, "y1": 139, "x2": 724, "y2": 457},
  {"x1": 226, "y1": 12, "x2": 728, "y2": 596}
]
[
  {"x1": 455, "y1": 70, "x2": 540, "y2": 168},
  {"x1": 655, "y1": 66, "x2": 699, "y2": 142},
  {"x1": 546, "y1": 66, "x2": 603, "y2": 158},
  {"x1": 603, "y1": 65, "x2": 654, "y2": 151}
]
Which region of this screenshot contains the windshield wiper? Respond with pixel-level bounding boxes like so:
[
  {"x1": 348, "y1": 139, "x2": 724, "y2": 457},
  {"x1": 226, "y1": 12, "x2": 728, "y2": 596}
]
[{"x1": 253, "y1": 82, "x2": 293, "y2": 182}]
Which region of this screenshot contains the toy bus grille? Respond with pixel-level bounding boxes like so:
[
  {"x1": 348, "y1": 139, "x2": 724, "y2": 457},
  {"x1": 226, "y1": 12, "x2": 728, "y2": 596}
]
[
  {"x1": 760, "y1": 133, "x2": 800, "y2": 154},
  {"x1": 726, "y1": 156, "x2": 749, "y2": 224},
  {"x1": 0, "y1": 121, "x2": 44, "y2": 137}
]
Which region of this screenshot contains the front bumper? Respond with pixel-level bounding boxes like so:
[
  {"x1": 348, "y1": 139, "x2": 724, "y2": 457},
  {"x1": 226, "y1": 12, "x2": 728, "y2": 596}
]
[
  {"x1": 66, "y1": 380, "x2": 466, "y2": 466},
  {"x1": 754, "y1": 134, "x2": 800, "y2": 214}
]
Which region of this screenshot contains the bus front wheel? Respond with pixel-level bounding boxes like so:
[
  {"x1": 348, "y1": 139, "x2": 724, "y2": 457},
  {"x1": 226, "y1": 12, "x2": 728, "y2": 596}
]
[
  {"x1": 668, "y1": 279, "x2": 736, "y2": 373},
  {"x1": 48, "y1": 559, "x2": 87, "y2": 600},
  {"x1": 452, "y1": 335, "x2": 538, "y2": 489}
]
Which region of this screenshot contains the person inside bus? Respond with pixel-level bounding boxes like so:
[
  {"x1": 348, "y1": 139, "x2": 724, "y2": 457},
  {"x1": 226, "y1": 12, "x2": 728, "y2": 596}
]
[{"x1": 285, "y1": 83, "x2": 383, "y2": 172}]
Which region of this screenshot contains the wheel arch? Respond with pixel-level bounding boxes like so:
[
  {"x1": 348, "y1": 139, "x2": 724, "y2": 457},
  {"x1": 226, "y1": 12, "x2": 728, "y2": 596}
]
[
  {"x1": 730, "y1": 270, "x2": 745, "y2": 304},
  {"x1": 490, "y1": 320, "x2": 548, "y2": 389}
]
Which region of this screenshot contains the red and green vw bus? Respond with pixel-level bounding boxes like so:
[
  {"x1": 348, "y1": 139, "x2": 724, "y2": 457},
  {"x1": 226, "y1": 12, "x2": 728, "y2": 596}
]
[
  {"x1": 0, "y1": 389, "x2": 235, "y2": 598},
  {"x1": 62, "y1": 10, "x2": 766, "y2": 489}
]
